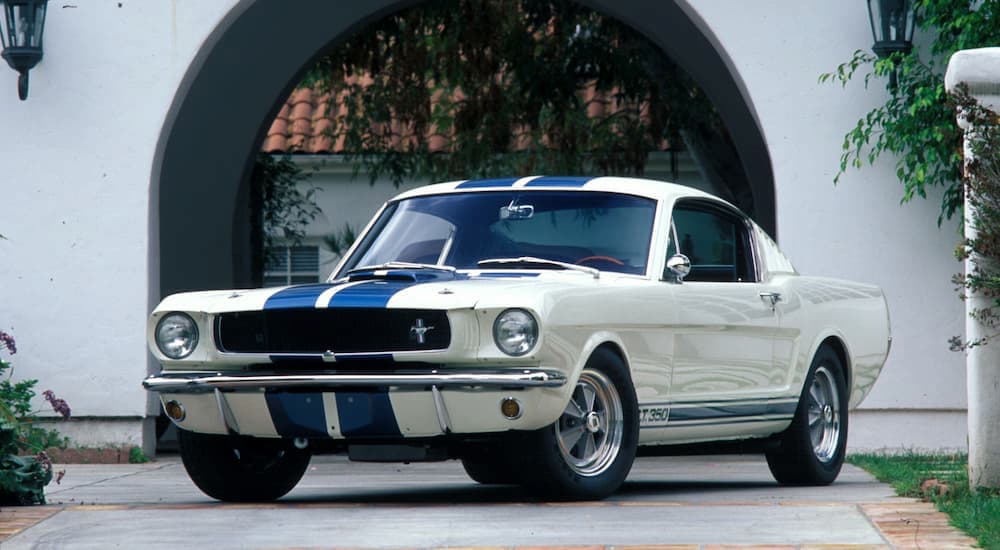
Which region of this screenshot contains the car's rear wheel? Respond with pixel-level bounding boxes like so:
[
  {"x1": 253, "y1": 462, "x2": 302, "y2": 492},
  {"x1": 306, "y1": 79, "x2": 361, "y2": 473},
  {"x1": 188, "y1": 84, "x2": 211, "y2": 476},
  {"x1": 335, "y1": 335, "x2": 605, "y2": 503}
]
[
  {"x1": 517, "y1": 347, "x2": 638, "y2": 500},
  {"x1": 766, "y1": 346, "x2": 848, "y2": 485},
  {"x1": 178, "y1": 429, "x2": 311, "y2": 502}
]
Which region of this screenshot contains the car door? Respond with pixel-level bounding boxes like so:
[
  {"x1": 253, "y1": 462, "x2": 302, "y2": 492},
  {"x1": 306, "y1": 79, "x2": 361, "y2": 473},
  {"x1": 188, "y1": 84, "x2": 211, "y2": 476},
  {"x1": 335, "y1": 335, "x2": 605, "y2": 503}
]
[{"x1": 665, "y1": 200, "x2": 786, "y2": 420}]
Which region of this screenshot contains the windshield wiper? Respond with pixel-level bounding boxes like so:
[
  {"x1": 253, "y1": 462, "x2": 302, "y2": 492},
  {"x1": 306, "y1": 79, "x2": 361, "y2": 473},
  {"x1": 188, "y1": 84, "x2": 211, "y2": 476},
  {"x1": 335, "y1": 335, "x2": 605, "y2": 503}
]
[
  {"x1": 346, "y1": 261, "x2": 456, "y2": 275},
  {"x1": 477, "y1": 257, "x2": 599, "y2": 279}
]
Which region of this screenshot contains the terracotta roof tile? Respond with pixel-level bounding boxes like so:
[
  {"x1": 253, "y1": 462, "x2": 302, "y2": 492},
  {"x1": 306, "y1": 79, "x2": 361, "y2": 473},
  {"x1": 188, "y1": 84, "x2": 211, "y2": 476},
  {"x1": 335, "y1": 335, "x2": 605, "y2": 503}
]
[
  {"x1": 262, "y1": 83, "x2": 670, "y2": 155},
  {"x1": 261, "y1": 134, "x2": 289, "y2": 153}
]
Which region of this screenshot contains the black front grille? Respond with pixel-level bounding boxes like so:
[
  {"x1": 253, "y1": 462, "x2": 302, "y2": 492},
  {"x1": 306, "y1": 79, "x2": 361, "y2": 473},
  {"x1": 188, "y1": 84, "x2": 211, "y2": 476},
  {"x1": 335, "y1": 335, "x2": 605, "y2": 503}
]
[{"x1": 215, "y1": 308, "x2": 451, "y2": 354}]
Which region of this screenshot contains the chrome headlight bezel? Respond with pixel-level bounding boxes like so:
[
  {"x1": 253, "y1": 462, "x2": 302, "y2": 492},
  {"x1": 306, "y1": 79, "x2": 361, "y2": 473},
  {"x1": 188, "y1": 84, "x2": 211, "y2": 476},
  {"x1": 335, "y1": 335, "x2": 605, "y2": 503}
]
[
  {"x1": 155, "y1": 312, "x2": 199, "y2": 360},
  {"x1": 492, "y1": 308, "x2": 538, "y2": 356}
]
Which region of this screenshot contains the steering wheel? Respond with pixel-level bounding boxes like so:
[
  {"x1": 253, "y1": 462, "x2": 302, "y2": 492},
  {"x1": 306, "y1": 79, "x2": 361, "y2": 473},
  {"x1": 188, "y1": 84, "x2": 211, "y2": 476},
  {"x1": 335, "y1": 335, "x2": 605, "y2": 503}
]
[{"x1": 574, "y1": 255, "x2": 625, "y2": 266}]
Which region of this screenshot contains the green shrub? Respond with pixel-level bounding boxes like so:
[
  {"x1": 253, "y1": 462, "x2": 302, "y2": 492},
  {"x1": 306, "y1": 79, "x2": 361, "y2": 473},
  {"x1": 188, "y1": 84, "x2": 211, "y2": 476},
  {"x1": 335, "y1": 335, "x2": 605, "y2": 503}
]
[{"x1": 0, "y1": 330, "x2": 70, "y2": 505}]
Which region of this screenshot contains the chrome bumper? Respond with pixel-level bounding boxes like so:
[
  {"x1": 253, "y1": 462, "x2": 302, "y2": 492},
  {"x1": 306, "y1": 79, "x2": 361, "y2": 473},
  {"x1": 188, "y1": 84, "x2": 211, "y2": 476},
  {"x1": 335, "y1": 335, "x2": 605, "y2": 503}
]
[{"x1": 143, "y1": 369, "x2": 567, "y2": 394}]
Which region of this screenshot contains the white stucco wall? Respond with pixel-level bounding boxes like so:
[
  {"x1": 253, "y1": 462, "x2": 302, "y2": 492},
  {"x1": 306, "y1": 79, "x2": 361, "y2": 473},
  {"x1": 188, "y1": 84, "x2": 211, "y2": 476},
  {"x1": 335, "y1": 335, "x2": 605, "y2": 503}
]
[
  {"x1": 0, "y1": 1, "x2": 968, "y2": 451},
  {"x1": 0, "y1": 0, "x2": 239, "y2": 446}
]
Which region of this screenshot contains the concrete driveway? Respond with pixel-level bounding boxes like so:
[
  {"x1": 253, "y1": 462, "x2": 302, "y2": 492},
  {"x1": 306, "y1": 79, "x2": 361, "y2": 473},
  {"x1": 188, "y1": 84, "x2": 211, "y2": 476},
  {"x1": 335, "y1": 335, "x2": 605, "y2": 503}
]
[{"x1": 0, "y1": 454, "x2": 977, "y2": 549}]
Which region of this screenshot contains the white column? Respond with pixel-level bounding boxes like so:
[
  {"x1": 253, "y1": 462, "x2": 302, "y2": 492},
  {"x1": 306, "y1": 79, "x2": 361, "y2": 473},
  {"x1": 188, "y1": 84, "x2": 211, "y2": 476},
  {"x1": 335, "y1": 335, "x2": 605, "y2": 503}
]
[{"x1": 945, "y1": 47, "x2": 1000, "y2": 490}]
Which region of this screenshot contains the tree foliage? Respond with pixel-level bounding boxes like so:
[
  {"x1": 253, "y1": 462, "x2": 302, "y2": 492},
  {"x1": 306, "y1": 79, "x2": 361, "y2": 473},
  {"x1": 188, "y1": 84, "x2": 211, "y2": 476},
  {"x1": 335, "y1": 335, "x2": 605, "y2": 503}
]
[
  {"x1": 820, "y1": 0, "x2": 1000, "y2": 223},
  {"x1": 304, "y1": 0, "x2": 753, "y2": 215},
  {"x1": 249, "y1": 154, "x2": 322, "y2": 285}
]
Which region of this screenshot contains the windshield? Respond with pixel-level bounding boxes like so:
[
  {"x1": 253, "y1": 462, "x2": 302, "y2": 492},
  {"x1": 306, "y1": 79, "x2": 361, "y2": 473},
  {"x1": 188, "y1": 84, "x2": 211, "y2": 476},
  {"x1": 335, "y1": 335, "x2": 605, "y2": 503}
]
[{"x1": 338, "y1": 191, "x2": 656, "y2": 276}]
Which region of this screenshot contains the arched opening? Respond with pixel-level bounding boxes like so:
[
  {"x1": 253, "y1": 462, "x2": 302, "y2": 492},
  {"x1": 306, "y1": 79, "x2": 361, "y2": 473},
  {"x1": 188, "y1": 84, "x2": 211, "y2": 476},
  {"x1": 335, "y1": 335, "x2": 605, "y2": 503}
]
[{"x1": 150, "y1": 0, "x2": 774, "y2": 302}]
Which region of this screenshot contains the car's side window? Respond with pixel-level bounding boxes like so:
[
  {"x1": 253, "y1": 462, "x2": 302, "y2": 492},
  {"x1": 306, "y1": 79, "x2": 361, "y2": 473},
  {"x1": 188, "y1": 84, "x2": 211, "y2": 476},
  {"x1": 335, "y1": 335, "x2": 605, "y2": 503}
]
[{"x1": 667, "y1": 203, "x2": 756, "y2": 283}]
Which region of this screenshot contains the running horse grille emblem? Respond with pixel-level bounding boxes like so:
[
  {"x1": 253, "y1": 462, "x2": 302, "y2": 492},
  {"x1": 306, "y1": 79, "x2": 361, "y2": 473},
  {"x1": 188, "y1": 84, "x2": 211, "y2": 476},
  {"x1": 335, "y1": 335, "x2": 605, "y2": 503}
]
[{"x1": 409, "y1": 318, "x2": 435, "y2": 345}]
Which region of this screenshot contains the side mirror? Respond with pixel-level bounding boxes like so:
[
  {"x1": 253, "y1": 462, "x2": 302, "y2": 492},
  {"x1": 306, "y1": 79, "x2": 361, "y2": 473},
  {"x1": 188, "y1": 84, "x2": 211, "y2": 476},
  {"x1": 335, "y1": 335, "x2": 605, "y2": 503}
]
[{"x1": 666, "y1": 254, "x2": 691, "y2": 281}]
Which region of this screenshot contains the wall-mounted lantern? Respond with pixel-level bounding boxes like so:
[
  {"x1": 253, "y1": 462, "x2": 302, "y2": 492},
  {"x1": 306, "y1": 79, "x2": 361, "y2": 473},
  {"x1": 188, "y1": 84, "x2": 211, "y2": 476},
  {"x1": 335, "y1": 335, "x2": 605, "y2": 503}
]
[
  {"x1": 0, "y1": 0, "x2": 48, "y2": 101},
  {"x1": 867, "y1": 0, "x2": 916, "y2": 89}
]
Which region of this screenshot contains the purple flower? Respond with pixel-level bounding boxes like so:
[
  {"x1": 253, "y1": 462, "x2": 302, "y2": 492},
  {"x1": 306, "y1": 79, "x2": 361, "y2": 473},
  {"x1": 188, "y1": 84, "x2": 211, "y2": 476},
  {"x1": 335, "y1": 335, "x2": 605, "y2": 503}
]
[
  {"x1": 43, "y1": 390, "x2": 71, "y2": 420},
  {"x1": 0, "y1": 330, "x2": 15, "y2": 354},
  {"x1": 35, "y1": 451, "x2": 52, "y2": 474}
]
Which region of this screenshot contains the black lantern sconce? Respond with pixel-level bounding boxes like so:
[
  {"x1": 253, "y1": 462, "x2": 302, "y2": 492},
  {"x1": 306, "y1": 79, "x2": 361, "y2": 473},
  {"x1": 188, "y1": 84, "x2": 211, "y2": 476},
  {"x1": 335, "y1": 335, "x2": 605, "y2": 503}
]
[
  {"x1": 867, "y1": 0, "x2": 916, "y2": 89},
  {"x1": 0, "y1": 0, "x2": 48, "y2": 100}
]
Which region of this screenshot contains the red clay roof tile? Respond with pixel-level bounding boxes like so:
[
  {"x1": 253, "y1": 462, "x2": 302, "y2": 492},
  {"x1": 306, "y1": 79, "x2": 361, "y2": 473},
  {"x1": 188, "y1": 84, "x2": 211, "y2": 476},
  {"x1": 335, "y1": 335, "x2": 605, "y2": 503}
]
[{"x1": 262, "y1": 83, "x2": 669, "y2": 155}]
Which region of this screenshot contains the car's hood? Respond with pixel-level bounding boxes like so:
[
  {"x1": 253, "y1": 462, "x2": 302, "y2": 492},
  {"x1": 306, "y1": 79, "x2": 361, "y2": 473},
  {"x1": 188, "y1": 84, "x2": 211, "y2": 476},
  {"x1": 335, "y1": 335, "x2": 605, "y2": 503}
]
[{"x1": 154, "y1": 269, "x2": 617, "y2": 314}]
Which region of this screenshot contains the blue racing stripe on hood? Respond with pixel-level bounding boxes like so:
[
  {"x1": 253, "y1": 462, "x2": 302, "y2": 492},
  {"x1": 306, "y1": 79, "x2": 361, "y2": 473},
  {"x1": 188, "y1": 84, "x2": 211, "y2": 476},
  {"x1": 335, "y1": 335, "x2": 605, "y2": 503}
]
[
  {"x1": 524, "y1": 176, "x2": 593, "y2": 187},
  {"x1": 264, "y1": 283, "x2": 338, "y2": 310},
  {"x1": 326, "y1": 280, "x2": 414, "y2": 308},
  {"x1": 267, "y1": 270, "x2": 463, "y2": 310}
]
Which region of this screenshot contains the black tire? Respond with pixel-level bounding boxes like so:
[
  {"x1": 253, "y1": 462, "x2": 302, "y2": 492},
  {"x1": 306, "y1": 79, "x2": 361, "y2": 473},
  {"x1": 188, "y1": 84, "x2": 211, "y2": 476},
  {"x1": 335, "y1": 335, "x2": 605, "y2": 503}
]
[
  {"x1": 460, "y1": 456, "x2": 518, "y2": 485},
  {"x1": 766, "y1": 346, "x2": 849, "y2": 485},
  {"x1": 459, "y1": 441, "x2": 519, "y2": 485},
  {"x1": 177, "y1": 429, "x2": 311, "y2": 502},
  {"x1": 516, "y1": 347, "x2": 639, "y2": 500}
]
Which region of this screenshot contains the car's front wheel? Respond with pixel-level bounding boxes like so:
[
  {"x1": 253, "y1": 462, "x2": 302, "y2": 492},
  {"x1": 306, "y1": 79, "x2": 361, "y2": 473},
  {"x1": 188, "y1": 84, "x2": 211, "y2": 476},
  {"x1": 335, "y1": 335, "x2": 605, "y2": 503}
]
[
  {"x1": 517, "y1": 347, "x2": 638, "y2": 500},
  {"x1": 765, "y1": 346, "x2": 848, "y2": 485},
  {"x1": 178, "y1": 429, "x2": 311, "y2": 502},
  {"x1": 460, "y1": 442, "x2": 518, "y2": 485}
]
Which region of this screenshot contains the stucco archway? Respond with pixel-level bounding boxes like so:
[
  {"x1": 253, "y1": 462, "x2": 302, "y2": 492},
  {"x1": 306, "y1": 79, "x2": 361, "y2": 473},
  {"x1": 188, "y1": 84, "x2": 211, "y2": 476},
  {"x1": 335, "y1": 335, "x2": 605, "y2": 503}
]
[{"x1": 150, "y1": 0, "x2": 775, "y2": 300}]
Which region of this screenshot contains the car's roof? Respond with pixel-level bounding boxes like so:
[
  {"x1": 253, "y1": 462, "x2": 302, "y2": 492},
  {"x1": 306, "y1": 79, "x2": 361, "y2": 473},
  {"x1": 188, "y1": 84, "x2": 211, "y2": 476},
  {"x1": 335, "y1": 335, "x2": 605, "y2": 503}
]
[{"x1": 390, "y1": 175, "x2": 721, "y2": 205}]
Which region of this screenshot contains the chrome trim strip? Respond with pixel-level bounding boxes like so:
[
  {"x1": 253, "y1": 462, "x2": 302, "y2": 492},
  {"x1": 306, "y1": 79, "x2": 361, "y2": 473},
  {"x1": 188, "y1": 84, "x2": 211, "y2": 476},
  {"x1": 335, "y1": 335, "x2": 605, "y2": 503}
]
[
  {"x1": 430, "y1": 385, "x2": 452, "y2": 434},
  {"x1": 214, "y1": 388, "x2": 240, "y2": 435},
  {"x1": 144, "y1": 369, "x2": 567, "y2": 394}
]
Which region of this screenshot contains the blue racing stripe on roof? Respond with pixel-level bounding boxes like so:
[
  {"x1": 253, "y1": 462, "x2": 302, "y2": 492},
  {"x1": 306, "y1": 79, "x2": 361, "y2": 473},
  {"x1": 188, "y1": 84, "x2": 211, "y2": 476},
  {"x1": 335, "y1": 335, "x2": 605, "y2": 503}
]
[
  {"x1": 264, "y1": 284, "x2": 335, "y2": 310},
  {"x1": 524, "y1": 176, "x2": 594, "y2": 187},
  {"x1": 456, "y1": 177, "x2": 519, "y2": 188},
  {"x1": 326, "y1": 280, "x2": 413, "y2": 308}
]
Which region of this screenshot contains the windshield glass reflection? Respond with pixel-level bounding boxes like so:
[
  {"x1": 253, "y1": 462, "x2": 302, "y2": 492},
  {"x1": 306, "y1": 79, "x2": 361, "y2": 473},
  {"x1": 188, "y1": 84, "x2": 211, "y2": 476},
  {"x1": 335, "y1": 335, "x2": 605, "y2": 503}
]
[{"x1": 340, "y1": 191, "x2": 656, "y2": 276}]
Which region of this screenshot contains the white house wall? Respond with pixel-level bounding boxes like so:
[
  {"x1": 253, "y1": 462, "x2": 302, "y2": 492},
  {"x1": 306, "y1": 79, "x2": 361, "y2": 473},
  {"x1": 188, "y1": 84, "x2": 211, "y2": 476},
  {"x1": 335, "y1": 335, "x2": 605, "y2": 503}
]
[
  {"x1": 0, "y1": 0, "x2": 240, "y2": 449},
  {"x1": 0, "y1": 0, "x2": 967, "y2": 452}
]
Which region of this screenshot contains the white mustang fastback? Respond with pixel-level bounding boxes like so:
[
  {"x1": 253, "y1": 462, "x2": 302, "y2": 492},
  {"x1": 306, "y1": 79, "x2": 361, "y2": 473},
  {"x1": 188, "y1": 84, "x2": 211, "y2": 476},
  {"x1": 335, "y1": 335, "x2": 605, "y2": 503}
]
[{"x1": 145, "y1": 176, "x2": 890, "y2": 501}]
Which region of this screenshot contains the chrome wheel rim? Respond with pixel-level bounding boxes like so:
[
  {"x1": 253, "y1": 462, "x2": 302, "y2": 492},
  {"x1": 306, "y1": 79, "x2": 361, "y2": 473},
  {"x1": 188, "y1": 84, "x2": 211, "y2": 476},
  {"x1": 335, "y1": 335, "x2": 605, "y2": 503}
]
[
  {"x1": 555, "y1": 369, "x2": 623, "y2": 476},
  {"x1": 807, "y1": 365, "x2": 841, "y2": 463}
]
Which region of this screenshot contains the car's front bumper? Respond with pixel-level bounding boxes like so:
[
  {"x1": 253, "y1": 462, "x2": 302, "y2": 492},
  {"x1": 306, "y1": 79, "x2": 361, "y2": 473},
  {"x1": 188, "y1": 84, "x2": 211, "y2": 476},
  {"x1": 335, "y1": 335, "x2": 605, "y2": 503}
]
[
  {"x1": 143, "y1": 368, "x2": 566, "y2": 393},
  {"x1": 145, "y1": 368, "x2": 569, "y2": 439}
]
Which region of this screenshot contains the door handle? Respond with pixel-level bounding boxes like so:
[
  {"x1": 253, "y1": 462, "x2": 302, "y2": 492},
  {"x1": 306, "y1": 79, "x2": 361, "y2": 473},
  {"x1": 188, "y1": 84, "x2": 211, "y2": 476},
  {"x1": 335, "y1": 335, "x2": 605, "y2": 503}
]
[{"x1": 759, "y1": 291, "x2": 782, "y2": 310}]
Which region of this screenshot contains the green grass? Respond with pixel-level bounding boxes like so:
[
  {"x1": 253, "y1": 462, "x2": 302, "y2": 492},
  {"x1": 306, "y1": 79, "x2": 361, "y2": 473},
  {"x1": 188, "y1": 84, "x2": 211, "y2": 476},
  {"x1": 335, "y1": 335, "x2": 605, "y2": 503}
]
[
  {"x1": 849, "y1": 453, "x2": 1000, "y2": 549},
  {"x1": 127, "y1": 446, "x2": 150, "y2": 464}
]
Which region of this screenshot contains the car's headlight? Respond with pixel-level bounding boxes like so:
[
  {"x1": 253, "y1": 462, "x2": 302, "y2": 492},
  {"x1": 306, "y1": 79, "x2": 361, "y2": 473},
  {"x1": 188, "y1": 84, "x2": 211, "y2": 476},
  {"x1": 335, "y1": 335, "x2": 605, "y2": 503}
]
[
  {"x1": 493, "y1": 308, "x2": 538, "y2": 356},
  {"x1": 155, "y1": 313, "x2": 199, "y2": 359}
]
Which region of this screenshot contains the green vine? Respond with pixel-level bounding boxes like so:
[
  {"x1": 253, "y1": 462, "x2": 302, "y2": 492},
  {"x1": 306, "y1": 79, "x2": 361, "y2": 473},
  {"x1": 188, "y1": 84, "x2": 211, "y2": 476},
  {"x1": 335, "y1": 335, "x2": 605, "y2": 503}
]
[
  {"x1": 951, "y1": 88, "x2": 1000, "y2": 351},
  {"x1": 820, "y1": 0, "x2": 1000, "y2": 223}
]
